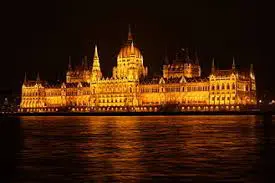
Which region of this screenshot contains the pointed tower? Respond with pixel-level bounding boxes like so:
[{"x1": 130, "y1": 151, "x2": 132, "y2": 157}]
[
  {"x1": 211, "y1": 58, "x2": 215, "y2": 73},
  {"x1": 250, "y1": 64, "x2": 255, "y2": 79},
  {"x1": 36, "y1": 72, "x2": 40, "y2": 83},
  {"x1": 232, "y1": 56, "x2": 236, "y2": 70},
  {"x1": 24, "y1": 72, "x2": 27, "y2": 84},
  {"x1": 68, "y1": 56, "x2": 72, "y2": 71},
  {"x1": 91, "y1": 45, "x2": 102, "y2": 81}
]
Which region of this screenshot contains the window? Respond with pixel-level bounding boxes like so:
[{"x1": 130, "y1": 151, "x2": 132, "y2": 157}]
[
  {"x1": 212, "y1": 85, "x2": 215, "y2": 90},
  {"x1": 217, "y1": 85, "x2": 220, "y2": 90},
  {"x1": 212, "y1": 97, "x2": 215, "y2": 101},
  {"x1": 227, "y1": 84, "x2": 230, "y2": 90},
  {"x1": 227, "y1": 97, "x2": 230, "y2": 100},
  {"x1": 222, "y1": 84, "x2": 225, "y2": 90},
  {"x1": 232, "y1": 83, "x2": 235, "y2": 90}
]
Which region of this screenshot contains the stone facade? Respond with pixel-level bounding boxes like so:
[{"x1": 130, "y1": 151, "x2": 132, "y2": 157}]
[{"x1": 20, "y1": 28, "x2": 257, "y2": 112}]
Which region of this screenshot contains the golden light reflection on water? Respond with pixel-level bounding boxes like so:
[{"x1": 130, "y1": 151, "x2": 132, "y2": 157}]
[
  {"x1": 84, "y1": 116, "x2": 144, "y2": 182},
  {"x1": 17, "y1": 115, "x2": 271, "y2": 182}
]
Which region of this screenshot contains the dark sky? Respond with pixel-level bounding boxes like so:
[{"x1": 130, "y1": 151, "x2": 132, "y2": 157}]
[{"x1": 1, "y1": 1, "x2": 274, "y2": 99}]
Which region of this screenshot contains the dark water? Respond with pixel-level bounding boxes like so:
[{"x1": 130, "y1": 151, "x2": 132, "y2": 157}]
[{"x1": 1, "y1": 116, "x2": 275, "y2": 182}]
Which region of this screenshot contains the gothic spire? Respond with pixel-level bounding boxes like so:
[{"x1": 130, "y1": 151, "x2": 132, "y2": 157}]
[
  {"x1": 250, "y1": 64, "x2": 255, "y2": 79},
  {"x1": 91, "y1": 45, "x2": 102, "y2": 80},
  {"x1": 68, "y1": 56, "x2": 72, "y2": 70},
  {"x1": 211, "y1": 58, "x2": 215, "y2": 73},
  {"x1": 250, "y1": 64, "x2": 254, "y2": 74},
  {"x1": 24, "y1": 72, "x2": 27, "y2": 83},
  {"x1": 250, "y1": 64, "x2": 254, "y2": 75},
  {"x1": 232, "y1": 56, "x2": 236, "y2": 70},
  {"x1": 128, "y1": 24, "x2": 133, "y2": 41},
  {"x1": 36, "y1": 72, "x2": 40, "y2": 83},
  {"x1": 94, "y1": 45, "x2": 99, "y2": 60}
]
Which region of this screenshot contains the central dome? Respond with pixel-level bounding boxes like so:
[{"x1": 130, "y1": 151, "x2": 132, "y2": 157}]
[
  {"x1": 118, "y1": 42, "x2": 142, "y2": 58},
  {"x1": 118, "y1": 26, "x2": 142, "y2": 59}
]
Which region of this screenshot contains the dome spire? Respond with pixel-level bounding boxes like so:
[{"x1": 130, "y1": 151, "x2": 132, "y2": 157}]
[{"x1": 128, "y1": 24, "x2": 133, "y2": 41}]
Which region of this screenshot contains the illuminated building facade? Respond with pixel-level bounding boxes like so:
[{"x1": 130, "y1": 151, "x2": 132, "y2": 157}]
[{"x1": 20, "y1": 28, "x2": 257, "y2": 112}]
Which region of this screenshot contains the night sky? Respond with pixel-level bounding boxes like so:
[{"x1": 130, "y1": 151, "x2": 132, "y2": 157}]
[{"x1": 1, "y1": 1, "x2": 274, "y2": 99}]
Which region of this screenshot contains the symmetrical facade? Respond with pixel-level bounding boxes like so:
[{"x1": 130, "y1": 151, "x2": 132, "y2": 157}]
[{"x1": 20, "y1": 28, "x2": 257, "y2": 112}]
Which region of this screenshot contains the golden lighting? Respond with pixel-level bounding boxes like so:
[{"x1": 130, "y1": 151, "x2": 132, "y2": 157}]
[{"x1": 20, "y1": 28, "x2": 257, "y2": 112}]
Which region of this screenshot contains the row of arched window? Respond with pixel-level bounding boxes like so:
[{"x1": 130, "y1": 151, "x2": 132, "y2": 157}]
[
  {"x1": 99, "y1": 98, "x2": 127, "y2": 103},
  {"x1": 23, "y1": 91, "x2": 39, "y2": 96},
  {"x1": 211, "y1": 83, "x2": 236, "y2": 90},
  {"x1": 211, "y1": 96, "x2": 236, "y2": 101},
  {"x1": 186, "y1": 86, "x2": 209, "y2": 92}
]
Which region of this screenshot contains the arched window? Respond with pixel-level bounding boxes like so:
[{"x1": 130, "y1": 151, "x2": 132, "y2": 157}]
[
  {"x1": 217, "y1": 84, "x2": 220, "y2": 90},
  {"x1": 227, "y1": 83, "x2": 230, "y2": 90},
  {"x1": 222, "y1": 83, "x2": 225, "y2": 90},
  {"x1": 232, "y1": 83, "x2": 236, "y2": 90},
  {"x1": 211, "y1": 85, "x2": 215, "y2": 90},
  {"x1": 245, "y1": 85, "x2": 249, "y2": 91},
  {"x1": 129, "y1": 87, "x2": 132, "y2": 93}
]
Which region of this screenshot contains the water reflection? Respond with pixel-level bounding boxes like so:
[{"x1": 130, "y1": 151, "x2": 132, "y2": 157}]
[
  {"x1": 2, "y1": 115, "x2": 275, "y2": 182},
  {"x1": 0, "y1": 117, "x2": 23, "y2": 182}
]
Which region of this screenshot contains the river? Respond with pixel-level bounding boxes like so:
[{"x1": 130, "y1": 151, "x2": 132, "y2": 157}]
[{"x1": 0, "y1": 115, "x2": 275, "y2": 182}]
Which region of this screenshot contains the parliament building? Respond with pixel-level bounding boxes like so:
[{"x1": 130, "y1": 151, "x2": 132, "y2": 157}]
[{"x1": 19, "y1": 28, "x2": 257, "y2": 112}]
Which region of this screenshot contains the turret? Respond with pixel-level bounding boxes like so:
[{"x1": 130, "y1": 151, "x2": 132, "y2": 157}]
[
  {"x1": 211, "y1": 58, "x2": 215, "y2": 73},
  {"x1": 68, "y1": 56, "x2": 72, "y2": 71},
  {"x1": 232, "y1": 56, "x2": 236, "y2": 70},
  {"x1": 36, "y1": 72, "x2": 40, "y2": 83},
  {"x1": 91, "y1": 45, "x2": 102, "y2": 81},
  {"x1": 24, "y1": 72, "x2": 27, "y2": 84},
  {"x1": 250, "y1": 64, "x2": 255, "y2": 79}
]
